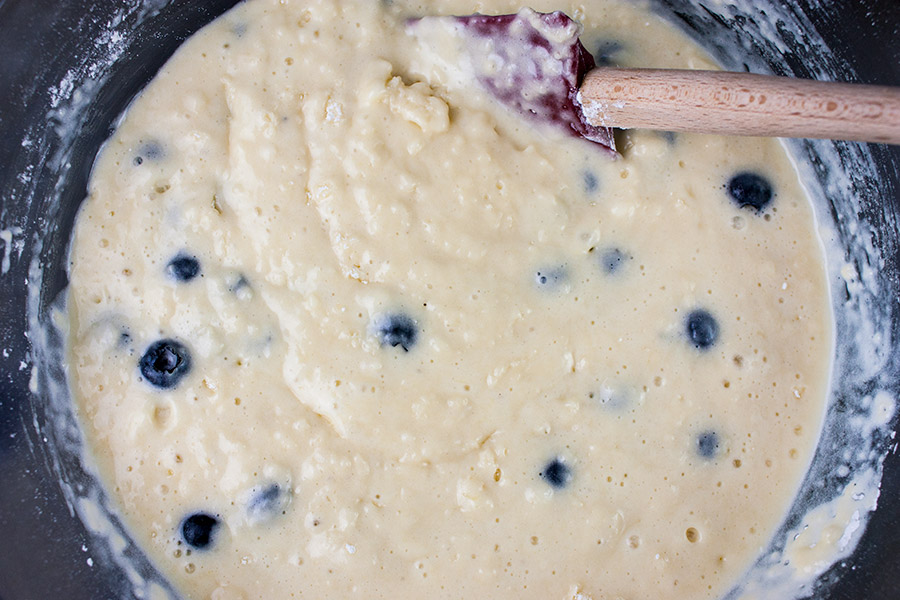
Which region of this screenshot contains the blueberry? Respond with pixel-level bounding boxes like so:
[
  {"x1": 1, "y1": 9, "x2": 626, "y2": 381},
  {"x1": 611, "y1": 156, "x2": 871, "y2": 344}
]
[
  {"x1": 696, "y1": 430, "x2": 720, "y2": 459},
  {"x1": 583, "y1": 171, "x2": 600, "y2": 193},
  {"x1": 181, "y1": 512, "x2": 219, "y2": 549},
  {"x1": 133, "y1": 140, "x2": 164, "y2": 165},
  {"x1": 228, "y1": 274, "x2": 250, "y2": 294},
  {"x1": 594, "y1": 40, "x2": 624, "y2": 66},
  {"x1": 166, "y1": 253, "x2": 201, "y2": 282},
  {"x1": 141, "y1": 140, "x2": 164, "y2": 159},
  {"x1": 591, "y1": 384, "x2": 629, "y2": 410},
  {"x1": 598, "y1": 248, "x2": 630, "y2": 275},
  {"x1": 246, "y1": 483, "x2": 291, "y2": 524},
  {"x1": 139, "y1": 339, "x2": 192, "y2": 389},
  {"x1": 373, "y1": 313, "x2": 418, "y2": 351},
  {"x1": 534, "y1": 265, "x2": 567, "y2": 290},
  {"x1": 540, "y1": 458, "x2": 572, "y2": 489},
  {"x1": 685, "y1": 309, "x2": 719, "y2": 350},
  {"x1": 727, "y1": 172, "x2": 773, "y2": 213}
]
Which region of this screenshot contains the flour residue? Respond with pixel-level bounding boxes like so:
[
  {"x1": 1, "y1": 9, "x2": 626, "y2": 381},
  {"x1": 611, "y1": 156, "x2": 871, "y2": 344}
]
[{"x1": 1, "y1": 226, "x2": 23, "y2": 275}]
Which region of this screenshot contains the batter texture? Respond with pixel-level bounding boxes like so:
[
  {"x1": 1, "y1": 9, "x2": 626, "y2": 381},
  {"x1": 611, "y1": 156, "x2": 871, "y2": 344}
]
[{"x1": 66, "y1": 0, "x2": 832, "y2": 598}]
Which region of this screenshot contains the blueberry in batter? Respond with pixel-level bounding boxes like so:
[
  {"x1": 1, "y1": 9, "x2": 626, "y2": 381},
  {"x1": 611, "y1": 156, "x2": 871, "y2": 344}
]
[
  {"x1": 139, "y1": 339, "x2": 192, "y2": 389},
  {"x1": 165, "y1": 253, "x2": 201, "y2": 282},
  {"x1": 591, "y1": 384, "x2": 630, "y2": 410},
  {"x1": 540, "y1": 458, "x2": 572, "y2": 489},
  {"x1": 695, "y1": 431, "x2": 721, "y2": 459},
  {"x1": 583, "y1": 170, "x2": 600, "y2": 193},
  {"x1": 598, "y1": 248, "x2": 630, "y2": 275},
  {"x1": 181, "y1": 513, "x2": 220, "y2": 550},
  {"x1": 373, "y1": 313, "x2": 418, "y2": 351},
  {"x1": 140, "y1": 140, "x2": 164, "y2": 160},
  {"x1": 534, "y1": 266, "x2": 568, "y2": 290},
  {"x1": 228, "y1": 274, "x2": 250, "y2": 294},
  {"x1": 118, "y1": 331, "x2": 131, "y2": 348},
  {"x1": 727, "y1": 172, "x2": 774, "y2": 213},
  {"x1": 685, "y1": 309, "x2": 720, "y2": 350},
  {"x1": 246, "y1": 483, "x2": 291, "y2": 523},
  {"x1": 594, "y1": 40, "x2": 624, "y2": 66},
  {"x1": 133, "y1": 141, "x2": 164, "y2": 166}
]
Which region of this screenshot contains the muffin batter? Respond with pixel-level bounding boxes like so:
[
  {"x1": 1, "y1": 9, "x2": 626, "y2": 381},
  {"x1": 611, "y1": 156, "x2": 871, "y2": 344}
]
[{"x1": 65, "y1": 0, "x2": 832, "y2": 598}]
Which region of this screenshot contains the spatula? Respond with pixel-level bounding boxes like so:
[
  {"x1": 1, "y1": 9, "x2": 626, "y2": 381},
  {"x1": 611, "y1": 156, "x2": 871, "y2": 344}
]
[{"x1": 407, "y1": 9, "x2": 900, "y2": 154}]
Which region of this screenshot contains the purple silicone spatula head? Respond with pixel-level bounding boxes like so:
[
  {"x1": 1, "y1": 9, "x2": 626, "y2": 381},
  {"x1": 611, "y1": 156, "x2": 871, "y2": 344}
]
[{"x1": 408, "y1": 8, "x2": 615, "y2": 155}]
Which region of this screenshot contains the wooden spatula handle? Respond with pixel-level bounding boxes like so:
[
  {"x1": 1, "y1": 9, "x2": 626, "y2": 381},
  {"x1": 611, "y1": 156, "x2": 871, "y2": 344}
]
[{"x1": 578, "y1": 68, "x2": 900, "y2": 144}]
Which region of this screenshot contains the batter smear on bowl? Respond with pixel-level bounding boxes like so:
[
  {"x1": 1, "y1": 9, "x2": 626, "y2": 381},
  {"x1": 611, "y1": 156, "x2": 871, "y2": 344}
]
[{"x1": 65, "y1": 0, "x2": 833, "y2": 598}]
